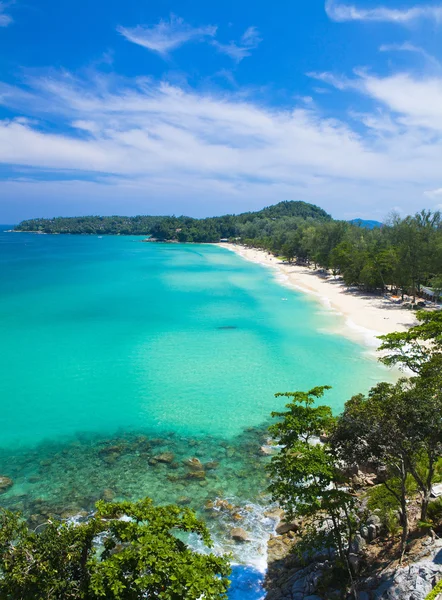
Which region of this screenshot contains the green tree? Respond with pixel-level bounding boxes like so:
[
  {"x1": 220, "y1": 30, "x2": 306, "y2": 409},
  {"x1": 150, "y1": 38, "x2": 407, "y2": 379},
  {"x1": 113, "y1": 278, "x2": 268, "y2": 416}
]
[
  {"x1": 331, "y1": 383, "x2": 413, "y2": 557},
  {"x1": 267, "y1": 387, "x2": 359, "y2": 593},
  {"x1": 378, "y1": 310, "x2": 442, "y2": 374},
  {"x1": 332, "y1": 374, "x2": 442, "y2": 552},
  {"x1": 0, "y1": 498, "x2": 231, "y2": 600}
]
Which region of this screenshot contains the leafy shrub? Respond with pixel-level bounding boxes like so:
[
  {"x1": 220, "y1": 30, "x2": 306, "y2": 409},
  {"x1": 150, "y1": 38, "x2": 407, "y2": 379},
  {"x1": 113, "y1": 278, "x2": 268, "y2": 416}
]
[
  {"x1": 0, "y1": 498, "x2": 231, "y2": 600},
  {"x1": 427, "y1": 497, "x2": 442, "y2": 525}
]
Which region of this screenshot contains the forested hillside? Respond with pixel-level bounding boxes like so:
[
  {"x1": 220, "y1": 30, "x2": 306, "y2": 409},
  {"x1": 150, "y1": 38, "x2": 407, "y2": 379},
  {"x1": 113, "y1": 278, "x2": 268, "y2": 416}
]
[
  {"x1": 15, "y1": 201, "x2": 330, "y2": 241},
  {"x1": 253, "y1": 210, "x2": 442, "y2": 299}
]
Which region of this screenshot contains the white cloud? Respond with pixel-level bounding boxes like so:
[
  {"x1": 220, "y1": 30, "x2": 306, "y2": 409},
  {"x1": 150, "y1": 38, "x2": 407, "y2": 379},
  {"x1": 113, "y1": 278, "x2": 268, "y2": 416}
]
[
  {"x1": 0, "y1": 2, "x2": 13, "y2": 27},
  {"x1": 425, "y1": 188, "x2": 442, "y2": 199},
  {"x1": 379, "y1": 43, "x2": 441, "y2": 69},
  {"x1": 212, "y1": 26, "x2": 262, "y2": 62},
  {"x1": 117, "y1": 15, "x2": 217, "y2": 56},
  {"x1": 1, "y1": 69, "x2": 442, "y2": 217},
  {"x1": 325, "y1": 0, "x2": 442, "y2": 24},
  {"x1": 310, "y1": 69, "x2": 442, "y2": 131}
]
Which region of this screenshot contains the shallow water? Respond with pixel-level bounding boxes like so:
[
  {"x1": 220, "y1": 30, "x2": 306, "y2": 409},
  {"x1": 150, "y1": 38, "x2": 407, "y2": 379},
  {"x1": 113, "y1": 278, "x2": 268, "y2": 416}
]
[{"x1": 0, "y1": 229, "x2": 393, "y2": 595}]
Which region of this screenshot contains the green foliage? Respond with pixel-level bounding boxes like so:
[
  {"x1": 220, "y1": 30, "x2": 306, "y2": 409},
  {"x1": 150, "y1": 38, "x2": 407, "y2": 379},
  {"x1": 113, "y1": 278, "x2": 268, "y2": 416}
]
[
  {"x1": 426, "y1": 498, "x2": 442, "y2": 526},
  {"x1": 14, "y1": 201, "x2": 331, "y2": 242},
  {"x1": 0, "y1": 498, "x2": 231, "y2": 600},
  {"x1": 366, "y1": 483, "x2": 400, "y2": 514},
  {"x1": 268, "y1": 386, "x2": 337, "y2": 519},
  {"x1": 268, "y1": 387, "x2": 359, "y2": 583},
  {"x1": 425, "y1": 578, "x2": 442, "y2": 600},
  {"x1": 332, "y1": 366, "x2": 442, "y2": 555},
  {"x1": 432, "y1": 457, "x2": 442, "y2": 484},
  {"x1": 378, "y1": 310, "x2": 442, "y2": 374},
  {"x1": 366, "y1": 478, "x2": 416, "y2": 536}
]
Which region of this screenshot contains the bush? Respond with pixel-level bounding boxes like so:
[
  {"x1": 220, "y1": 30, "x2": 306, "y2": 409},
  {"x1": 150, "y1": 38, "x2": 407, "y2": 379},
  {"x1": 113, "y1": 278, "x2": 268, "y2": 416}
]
[
  {"x1": 0, "y1": 498, "x2": 231, "y2": 600},
  {"x1": 427, "y1": 497, "x2": 442, "y2": 525}
]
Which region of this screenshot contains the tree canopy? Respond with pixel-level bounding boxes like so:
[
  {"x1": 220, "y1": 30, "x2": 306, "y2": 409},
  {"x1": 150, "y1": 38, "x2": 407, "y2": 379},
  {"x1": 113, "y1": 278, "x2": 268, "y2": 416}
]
[{"x1": 0, "y1": 497, "x2": 231, "y2": 600}]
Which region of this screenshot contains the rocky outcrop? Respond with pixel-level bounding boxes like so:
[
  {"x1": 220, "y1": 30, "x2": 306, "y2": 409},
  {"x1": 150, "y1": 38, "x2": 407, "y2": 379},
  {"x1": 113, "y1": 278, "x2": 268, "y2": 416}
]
[
  {"x1": 359, "y1": 539, "x2": 442, "y2": 600},
  {"x1": 266, "y1": 531, "x2": 442, "y2": 600}
]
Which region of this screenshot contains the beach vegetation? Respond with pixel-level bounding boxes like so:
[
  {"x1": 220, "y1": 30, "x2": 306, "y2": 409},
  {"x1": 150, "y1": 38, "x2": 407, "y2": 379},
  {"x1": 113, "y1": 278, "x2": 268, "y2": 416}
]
[
  {"x1": 0, "y1": 497, "x2": 231, "y2": 600},
  {"x1": 267, "y1": 386, "x2": 359, "y2": 590},
  {"x1": 378, "y1": 309, "x2": 442, "y2": 374}
]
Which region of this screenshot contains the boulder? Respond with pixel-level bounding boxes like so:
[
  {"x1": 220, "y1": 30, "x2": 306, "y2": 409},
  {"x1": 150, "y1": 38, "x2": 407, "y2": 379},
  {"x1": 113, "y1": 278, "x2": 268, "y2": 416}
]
[
  {"x1": 186, "y1": 470, "x2": 206, "y2": 480},
  {"x1": 351, "y1": 470, "x2": 377, "y2": 488},
  {"x1": 264, "y1": 507, "x2": 285, "y2": 520},
  {"x1": 154, "y1": 452, "x2": 175, "y2": 464},
  {"x1": 276, "y1": 520, "x2": 300, "y2": 536},
  {"x1": 348, "y1": 552, "x2": 362, "y2": 574},
  {"x1": 267, "y1": 536, "x2": 287, "y2": 562},
  {"x1": 360, "y1": 526, "x2": 369, "y2": 540},
  {"x1": 183, "y1": 457, "x2": 203, "y2": 471},
  {"x1": 367, "y1": 523, "x2": 378, "y2": 542},
  {"x1": 231, "y1": 527, "x2": 250, "y2": 543},
  {"x1": 351, "y1": 533, "x2": 367, "y2": 554},
  {"x1": 259, "y1": 446, "x2": 273, "y2": 456},
  {"x1": 0, "y1": 476, "x2": 13, "y2": 494}
]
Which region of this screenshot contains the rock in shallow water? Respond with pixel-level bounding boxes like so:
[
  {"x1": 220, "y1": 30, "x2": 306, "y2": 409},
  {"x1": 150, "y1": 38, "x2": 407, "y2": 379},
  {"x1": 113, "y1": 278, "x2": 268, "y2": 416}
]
[
  {"x1": 0, "y1": 476, "x2": 13, "y2": 494},
  {"x1": 231, "y1": 527, "x2": 250, "y2": 543},
  {"x1": 183, "y1": 457, "x2": 203, "y2": 471},
  {"x1": 154, "y1": 452, "x2": 175, "y2": 464}
]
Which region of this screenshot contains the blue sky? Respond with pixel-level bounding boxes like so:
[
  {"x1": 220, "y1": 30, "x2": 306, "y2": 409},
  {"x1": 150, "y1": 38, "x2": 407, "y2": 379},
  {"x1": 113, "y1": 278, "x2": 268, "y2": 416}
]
[{"x1": 1, "y1": 0, "x2": 442, "y2": 222}]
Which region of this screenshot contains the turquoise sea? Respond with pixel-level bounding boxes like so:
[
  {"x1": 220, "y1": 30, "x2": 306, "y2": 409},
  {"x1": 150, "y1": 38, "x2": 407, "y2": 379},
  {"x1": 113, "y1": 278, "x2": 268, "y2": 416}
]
[{"x1": 0, "y1": 228, "x2": 393, "y2": 597}]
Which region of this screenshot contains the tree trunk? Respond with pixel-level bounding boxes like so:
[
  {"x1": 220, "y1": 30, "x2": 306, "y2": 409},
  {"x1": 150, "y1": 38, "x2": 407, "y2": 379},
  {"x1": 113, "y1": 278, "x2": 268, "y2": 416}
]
[
  {"x1": 330, "y1": 513, "x2": 357, "y2": 600},
  {"x1": 400, "y1": 471, "x2": 409, "y2": 562},
  {"x1": 421, "y1": 489, "x2": 431, "y2": 523}
]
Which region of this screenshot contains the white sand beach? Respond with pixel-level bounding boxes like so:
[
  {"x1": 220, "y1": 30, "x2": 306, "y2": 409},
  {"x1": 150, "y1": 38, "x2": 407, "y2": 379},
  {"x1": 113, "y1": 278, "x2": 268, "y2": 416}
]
[{"x1": 218, "y1": 243, "x2": 418, "y2": 348}]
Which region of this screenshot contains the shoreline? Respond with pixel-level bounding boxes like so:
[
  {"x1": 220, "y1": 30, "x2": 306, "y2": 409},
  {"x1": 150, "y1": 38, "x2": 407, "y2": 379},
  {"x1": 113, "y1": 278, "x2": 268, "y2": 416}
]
[{"x1": 216, "y1": 243, "x2": 418, "y2": 349}]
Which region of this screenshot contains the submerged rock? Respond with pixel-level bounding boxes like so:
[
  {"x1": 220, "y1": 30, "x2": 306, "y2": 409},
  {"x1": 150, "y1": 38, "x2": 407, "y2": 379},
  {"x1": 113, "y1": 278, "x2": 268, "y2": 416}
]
[
  {"x1": 154, "y1": 452, "x2": 175, "y2": 464},
  {"x1": 101, "y1": 488, "x2": 115, "y2": 502},
  {"x1": 183, "y1": 457, "x2": 203, "y2": 471},
  {"x1": 205, "y1": 461, "x2": 219, "y2": 470},
  {"x1": 177, "y1": 496, "x2": 191, "y2": 505},
  {"x1": 186, "y1": 470, "x2": 206, "y2": 480},
  {"x1": 0, "y1": 476, "x2": 13, "y2": 494},
  {"x1": 259, "y1": 446, "x2": 274, "y2": 456}
]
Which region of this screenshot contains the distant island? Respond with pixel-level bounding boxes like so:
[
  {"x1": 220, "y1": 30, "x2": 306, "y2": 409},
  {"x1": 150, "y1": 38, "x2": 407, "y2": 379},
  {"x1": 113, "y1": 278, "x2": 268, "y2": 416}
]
[{"x1": 14, "y1": 200, "x2": 331, "y2": 241}]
